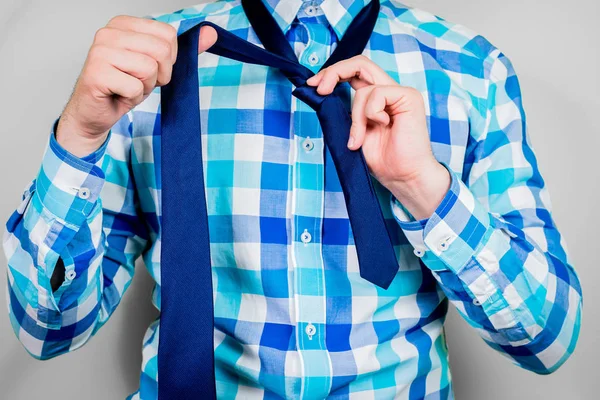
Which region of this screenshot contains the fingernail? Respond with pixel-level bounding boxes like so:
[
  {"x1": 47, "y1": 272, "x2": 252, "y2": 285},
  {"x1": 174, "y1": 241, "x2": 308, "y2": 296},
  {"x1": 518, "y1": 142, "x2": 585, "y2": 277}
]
[{"x1": 347, "y1": 136, "x2": 355, "y2": 148}]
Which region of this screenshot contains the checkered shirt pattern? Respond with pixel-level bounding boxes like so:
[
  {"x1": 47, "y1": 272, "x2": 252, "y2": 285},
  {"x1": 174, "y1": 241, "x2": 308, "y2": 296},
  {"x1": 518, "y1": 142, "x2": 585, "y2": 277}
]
[{"x1": 2, "y1": 0, "x2": 582, "y2": 399}]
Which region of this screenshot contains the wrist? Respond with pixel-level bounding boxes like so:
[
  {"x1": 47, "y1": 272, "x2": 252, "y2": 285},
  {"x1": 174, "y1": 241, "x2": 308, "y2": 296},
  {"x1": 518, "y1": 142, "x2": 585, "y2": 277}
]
[
  {"x1": 55, "y1": 113, "x2": 109, "y2": 158},
  {"x1": 387, "y1": 160, "x2": 451, "y2": 221}
]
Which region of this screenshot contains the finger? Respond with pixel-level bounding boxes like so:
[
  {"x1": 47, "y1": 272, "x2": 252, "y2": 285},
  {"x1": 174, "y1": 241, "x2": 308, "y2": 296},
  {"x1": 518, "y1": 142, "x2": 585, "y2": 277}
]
[
  {"x1": 198, "y1": 25, "x2": 218, "y2": 53},
  {"x1": 95, "y1": 63, "x2": 146, "y2": 107},
  {"x1": 364, "y1": 86, "x2": 419, "y2": 127},
  {"x1": 88, "y1": 45, "x2": 157, "y2": 96},
  {"x1": 307, "y1": 55, "x2": 395, "y2": 95},
  {"x1": 306, "y1": 70, "x2": 324, "y2": 86},
  {"x1": 348, "y1": 76, "x2": 372, "y2": 91},
  {"x1": 306, "y1": 70, "x2": 372, "y2": 92},
  {"x1": 94, "y1": 28, "x2": 173, "y2": 86},
  {"x1": 364, "y1": 86, "x2": 394, "y2": 126},
  {"x1": 99, "y1": 46, "x2": 159, "y2": 95},
  {"x1": 317, "y1": 58, "x2": 374, "y2": 96},
  {"x1": 106, "y1": 16, "x2": 177, "y2": 63},
  {"x1": 348, "y1": 85, "x2": 376, "y2": 150}
]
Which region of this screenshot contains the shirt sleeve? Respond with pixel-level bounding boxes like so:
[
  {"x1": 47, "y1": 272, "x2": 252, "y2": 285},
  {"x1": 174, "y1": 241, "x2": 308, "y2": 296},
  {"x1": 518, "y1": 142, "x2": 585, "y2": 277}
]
[
  {"x1": 2, "y1": 112, "x2": 149, "y2": 359},
  {"x1": 390, "y1": 52, "x2": 583, "y2": 374}
]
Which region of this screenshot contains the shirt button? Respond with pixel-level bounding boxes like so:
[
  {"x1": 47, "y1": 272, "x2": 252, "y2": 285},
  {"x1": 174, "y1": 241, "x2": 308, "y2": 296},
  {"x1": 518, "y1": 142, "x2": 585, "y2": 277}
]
[
  {"x1": 308, "y1": 52, "x2": 319, "y2": 66},
  {"x1": 413, "y1": 247, "x2": 425, "y2": 258},
  {"x1": 437, "y1": 235, "x2": 453, "y2": 252},
  {"x1": 305, "y1": 323, "x2": 316, "y2": 340},
  {"x1": 66, "y1": 269, "x2": 77, "y2": 280},
  {"x1": 78, "y1": 187, "x2": 91, "y2": 199},
  {"x1": 472, "y1": 298, "x2": 482, "y2": 306},
  {"x1": 302, "y1": 137, "x2": 314, "y2": 152},
  {"x1": 301, "y1": 229, "x2": 312, "y2": 244},
  {"x1": 305, "y1": 5, "x2": 317, "y2": 16}
]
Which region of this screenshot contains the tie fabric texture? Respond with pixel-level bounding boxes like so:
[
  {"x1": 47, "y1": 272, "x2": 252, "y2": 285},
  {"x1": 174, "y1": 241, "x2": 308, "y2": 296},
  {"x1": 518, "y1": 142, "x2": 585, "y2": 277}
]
[{"x1": 158, "y1": 0, "x2": 397, "y2": 397}]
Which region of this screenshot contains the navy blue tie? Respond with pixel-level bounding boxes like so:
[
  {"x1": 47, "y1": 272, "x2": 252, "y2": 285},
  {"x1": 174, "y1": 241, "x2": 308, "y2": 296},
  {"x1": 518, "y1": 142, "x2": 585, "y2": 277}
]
[{"x1": 158, "y1": 0, "x2": 398, "y2": 397}]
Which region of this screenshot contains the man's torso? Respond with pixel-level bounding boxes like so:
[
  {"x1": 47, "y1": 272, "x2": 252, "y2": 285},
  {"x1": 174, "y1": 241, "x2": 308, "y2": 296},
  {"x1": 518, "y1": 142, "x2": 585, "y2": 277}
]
[{"x1": 120, "y1": 0, "x2": 497, "y2": 398}]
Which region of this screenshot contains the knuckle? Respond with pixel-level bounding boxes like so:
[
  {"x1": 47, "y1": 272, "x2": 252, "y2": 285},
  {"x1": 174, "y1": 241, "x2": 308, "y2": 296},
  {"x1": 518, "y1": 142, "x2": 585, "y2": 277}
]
[
  {"x1": 159, "y1": 65, "x2": 172, "y2": 82},
  {"x1": 93, "y1": 27, "x2": 111, "y2": 43},
  {"x1": 371, "y1": 86, "x2": 388, "y2": 99},
  {"x1": 364, "y1": 106, "x2": 376, "y2": 118},
  {"x1": 146, "y1": 61, "x2": 160, "y2": 80},
  {"x1": 137, "y1": 59, "x2": 158, "y2": 82},
  {"x1": 156, "y1": 40, "x2": 171, "y2": 60},
  {"x1": 355, "y1": 86, "x2": 370, "y2": 98},
  {"x1": 88, "y1": 44, "x2": 106, "y2": 61},
  {"x1": 350, "y1": 120, "x2": 362, "y2": 129},
  {"x1": 406, "y1": 86, "x2": 420, "y2": 96},
  {"x1": 165, "y1": 23, "x2": 177, "y2": 41},
  {"x1": 406, "y1": 86, "x2": 423, "y2": 102},
  {"x1": 130, "y1": 80, "x2": 145, "y2": 98},
  {"x1": 322, "y1": 68, "x2": 336, "y2": 81},
  {"x1": 371, "y1": 86, "x2": 383, "y2": 96},
  {"x1": 149, "y1": 58, "x2": 160, "y2": 73},
  {"x1": 317, "y1": 67, "x2": 328, "y2": 77},
  {"x1": 108, "y1": 14, "x2": 128, "y2": 26}
]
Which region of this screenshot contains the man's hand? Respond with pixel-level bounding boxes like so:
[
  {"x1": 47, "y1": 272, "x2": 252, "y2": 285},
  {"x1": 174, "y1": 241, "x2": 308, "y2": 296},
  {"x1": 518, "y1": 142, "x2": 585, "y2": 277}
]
[
  {"x1": 56, "y1": 15, "x2": 217, "y2": 157},
  {"x1": 306, "y1": 55, "x2": 450, "y2": 220}
]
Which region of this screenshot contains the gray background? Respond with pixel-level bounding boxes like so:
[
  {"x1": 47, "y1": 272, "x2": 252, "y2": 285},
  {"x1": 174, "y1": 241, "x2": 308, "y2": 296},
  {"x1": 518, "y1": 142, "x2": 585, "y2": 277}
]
[{"x1": 0, "y1": 0, "x2": 597, "y2": 398}]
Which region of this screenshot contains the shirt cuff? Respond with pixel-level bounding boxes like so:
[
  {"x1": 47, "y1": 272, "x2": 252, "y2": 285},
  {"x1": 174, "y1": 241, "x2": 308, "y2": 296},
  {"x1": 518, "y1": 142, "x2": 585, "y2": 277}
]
[
  {"x1": 33, "y1": 117, "x2": 110, "y2": 226},
  {"x1": 390, "y1": 162, "x2": 493, "y2": 273}
]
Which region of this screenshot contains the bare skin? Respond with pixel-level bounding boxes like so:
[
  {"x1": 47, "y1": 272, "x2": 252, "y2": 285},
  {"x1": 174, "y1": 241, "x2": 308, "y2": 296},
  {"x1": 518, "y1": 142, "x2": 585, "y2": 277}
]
[
  {"x1": 306, "y1": 57, "x2": 450, "y2": 220},
  {"x1": 57, "y1": 16, "x2": 447, "y2": 220},
  {"x1": 56, "y1": 16, "x2": 217, "y2": 157}
]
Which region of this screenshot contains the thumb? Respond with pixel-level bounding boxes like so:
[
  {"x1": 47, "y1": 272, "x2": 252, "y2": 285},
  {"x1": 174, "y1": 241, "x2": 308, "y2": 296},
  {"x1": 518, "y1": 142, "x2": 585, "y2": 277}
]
[{"x1": 198, "y1": 26, "x2": 218, "y2": 54}]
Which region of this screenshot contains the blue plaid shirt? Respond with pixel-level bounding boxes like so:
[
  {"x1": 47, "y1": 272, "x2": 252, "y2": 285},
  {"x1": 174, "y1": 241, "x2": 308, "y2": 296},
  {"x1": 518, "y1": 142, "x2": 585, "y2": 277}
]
[{"x1": 3, "y1": 0, "x2": 583, "y2": 399}]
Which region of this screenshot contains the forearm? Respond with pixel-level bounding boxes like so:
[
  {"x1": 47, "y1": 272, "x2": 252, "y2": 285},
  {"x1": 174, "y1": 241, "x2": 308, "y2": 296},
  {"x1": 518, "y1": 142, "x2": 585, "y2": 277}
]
[
  {"x1": 391, "y1": 166, "x2": 582, "y2": 373},
  {"x1": 386, "y1": 158, "x2": 451, "y2": 221},
  {"x1": 4, "y1": 168, "x2": 105, "y2": 358},
  {"x1": 3, "y1": 114, "x2": 147, "y2": 359}
]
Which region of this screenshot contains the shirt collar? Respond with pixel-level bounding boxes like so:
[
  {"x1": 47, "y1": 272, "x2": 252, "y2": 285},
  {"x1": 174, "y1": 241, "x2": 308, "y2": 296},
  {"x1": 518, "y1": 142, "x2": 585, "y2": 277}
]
[{"x1": 259, "y1": 0, "x2": 374, "y2": 39}]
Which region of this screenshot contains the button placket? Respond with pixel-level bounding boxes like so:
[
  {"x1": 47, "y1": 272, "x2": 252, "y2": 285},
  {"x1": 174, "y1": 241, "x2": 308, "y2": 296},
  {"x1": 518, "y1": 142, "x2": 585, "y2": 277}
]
[
  {"x1": 305, "y1": 323, "x2": 316, "y2": 340},
  {"x1": 305, "y1": 5, "x2": 317, "y2": 16},
  {"x1": 301, "y1": 229, "x2": 312, "y2": 244},
  {"x1": 291, "y1": 17, "x2": 335, "y2": 390},
  {"x1": 302, "y1": 137, "x2": 314, "y2": 152}
]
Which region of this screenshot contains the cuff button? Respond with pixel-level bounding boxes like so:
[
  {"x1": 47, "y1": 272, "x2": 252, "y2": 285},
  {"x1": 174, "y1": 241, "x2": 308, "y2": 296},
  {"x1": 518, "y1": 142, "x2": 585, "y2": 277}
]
[
  {"x1": 437, "y1": 235, "x2": 454, "y2": 252},
  {"x1": 413, "y1": 248, "x2": 425, "y2": 258}
]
